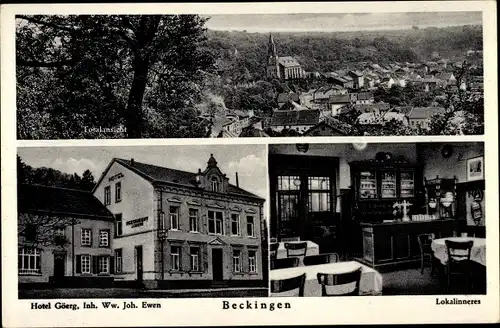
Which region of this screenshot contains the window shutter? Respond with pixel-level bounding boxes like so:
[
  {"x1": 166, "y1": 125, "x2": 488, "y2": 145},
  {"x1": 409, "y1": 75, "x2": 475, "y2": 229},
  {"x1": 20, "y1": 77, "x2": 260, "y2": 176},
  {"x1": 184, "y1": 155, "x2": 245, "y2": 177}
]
[
  {"x1": 76, "y1": 255, "x2": 82, "y2": 274},
  {"x1": 110, "y1": 256, "x2": 115, "y2": 274},
  {"x1": 92, "y1": 256, "x2": 99, "y2": 274}
]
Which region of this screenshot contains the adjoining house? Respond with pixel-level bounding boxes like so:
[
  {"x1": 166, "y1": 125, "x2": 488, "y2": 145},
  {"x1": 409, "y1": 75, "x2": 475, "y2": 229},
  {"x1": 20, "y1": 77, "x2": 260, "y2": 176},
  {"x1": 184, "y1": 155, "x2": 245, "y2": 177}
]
[
  {"x1": 328, "y1": 94, "x2": 351, "y2": 116},
  {"x1": 406, "y1": 107, "x2": 445, "y2": 130},
  {"x1": 93, "y1": 155, "x2": 266, "y2": 289},
  {"x1": 304, "y1": 116, "x2": 352, "y2": 136},
  {"x1": 18, "y1": 184, "x2": 115, "y2": 288},
  {"x1": 277, "y1": 92, "x2": 300, "y2": 108},
  {"x1": 269, "y1": 109, "x2": 320, "y2": 134}
]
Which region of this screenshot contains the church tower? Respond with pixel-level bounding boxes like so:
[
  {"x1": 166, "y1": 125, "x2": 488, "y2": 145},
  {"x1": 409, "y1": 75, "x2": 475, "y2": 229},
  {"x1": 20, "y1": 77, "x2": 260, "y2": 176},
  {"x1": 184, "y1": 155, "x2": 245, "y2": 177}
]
[{"x1": 266, "y1": 33, "x2": 280, "y2": 79}]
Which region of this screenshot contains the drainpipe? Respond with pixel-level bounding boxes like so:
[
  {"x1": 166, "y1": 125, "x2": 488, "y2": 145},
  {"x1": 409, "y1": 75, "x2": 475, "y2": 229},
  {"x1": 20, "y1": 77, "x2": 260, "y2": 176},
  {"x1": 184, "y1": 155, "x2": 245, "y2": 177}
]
[
  {"x1": 72, "y1": 217, "x2": 75, "y2": 277},
  {"x1": 159, "y1": 190, "x2": 164, "y2": 282}
]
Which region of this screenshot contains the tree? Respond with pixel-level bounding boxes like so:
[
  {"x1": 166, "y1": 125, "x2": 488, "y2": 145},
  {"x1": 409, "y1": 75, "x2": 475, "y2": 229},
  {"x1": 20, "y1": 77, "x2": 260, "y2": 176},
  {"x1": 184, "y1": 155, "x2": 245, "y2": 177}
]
[
  {"x1": 80, "y1": 169, "x2": 96, "y2": 191},
  {"x1": 19, "y1": 213, "x2": 75, "y2": 248},
  {"x1": 16, "y1": 15, "x2": 215, "y2": 139}
]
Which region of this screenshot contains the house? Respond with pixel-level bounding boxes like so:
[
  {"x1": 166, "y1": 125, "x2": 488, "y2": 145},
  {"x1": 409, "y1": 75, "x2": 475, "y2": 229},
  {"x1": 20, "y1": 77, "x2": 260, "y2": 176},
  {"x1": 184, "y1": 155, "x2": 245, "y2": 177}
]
[
  {"x1": 18, "y1": 184, "x2": 114, "y2": 288},
  {"x1": 93, "y1": 156, "x2": 265, "y2": 289},
  {"x1": 406, "y1": 107, "x2": 444, "y2": 130},
  {"x1": 356, "y1": 111, "x2": 408, "y2": 126},
  {"x1": 269, "y1": 109, "x2": 320, "y2": 134},
  {"x1": 353, "y1": 92, "x2": 375, "y2": 105},
  {"x1": 352, "y1": 102, "x2": 391, "y2": 114},
  {"x1": 435, "y1": 72, "x2": 456, "y2": 87},
  {"x1": 328, "y1": 76, "x2": 353, "y2": 89},
  {"x1": 303, "y1": 117, "x2": 351, "y2": 136},
  {"x1": 328, "y1": 94, "x2": 351, "y2": 116},
  {"x1": 277, "y1": 92, "x2": 300, "y2": 108},
  {"x1": 313, "y1": 86, "x2": 345, "y2": 104}
]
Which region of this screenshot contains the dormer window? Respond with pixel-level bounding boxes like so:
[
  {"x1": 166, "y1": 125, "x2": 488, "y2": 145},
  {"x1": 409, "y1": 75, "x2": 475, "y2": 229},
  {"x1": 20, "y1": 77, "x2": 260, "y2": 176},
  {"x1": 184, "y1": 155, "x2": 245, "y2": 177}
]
[{"x1": 211, "y1": 177, "x2": 220, "y2": 192}]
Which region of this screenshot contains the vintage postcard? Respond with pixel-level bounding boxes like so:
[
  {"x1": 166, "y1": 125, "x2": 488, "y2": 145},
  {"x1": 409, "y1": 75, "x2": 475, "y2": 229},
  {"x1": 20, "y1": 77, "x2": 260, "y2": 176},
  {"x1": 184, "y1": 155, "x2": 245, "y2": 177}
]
[{"x1": 1, "y1": 1, "x2": 499, "y2": 327}]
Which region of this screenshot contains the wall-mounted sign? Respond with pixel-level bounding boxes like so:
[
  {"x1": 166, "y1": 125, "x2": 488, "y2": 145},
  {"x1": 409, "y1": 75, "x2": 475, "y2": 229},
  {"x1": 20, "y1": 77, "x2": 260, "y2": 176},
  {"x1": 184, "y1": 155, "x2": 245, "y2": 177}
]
[
  {"x1": 126, "y1": 216, "x2": 148, "y2": 228},
  {"x1": 108, "y1": 172, "x2": 124, "y2": 182}
]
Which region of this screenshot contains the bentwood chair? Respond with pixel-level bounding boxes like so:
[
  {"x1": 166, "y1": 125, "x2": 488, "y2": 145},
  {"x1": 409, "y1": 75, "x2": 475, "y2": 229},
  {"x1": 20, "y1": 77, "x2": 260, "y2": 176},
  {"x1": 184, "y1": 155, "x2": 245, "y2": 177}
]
[
  {"x1": 317, "y1": 268, "x2": 362, "y2": 296},
  {"x1": 303, "y1": 253, "x2": 340, "y2": 266},
  {"x1": 417, "y1": 233, "x2": 435, "y2": 275},
  {"x1": 270, "y1": 273, "x2": 306, "y2": 297},
  {"x1": 445, "y1": 240, "x2": 474, "y2": 292},
  {"x1": 270, "y1": 242, "x2": 279, "y2": 261},
  {"x1": 271, "y1": 257, "x2": 300, "y2": 270},
  {"x1": 284, "y1": 242, "x2": 308, "y2": 257}
]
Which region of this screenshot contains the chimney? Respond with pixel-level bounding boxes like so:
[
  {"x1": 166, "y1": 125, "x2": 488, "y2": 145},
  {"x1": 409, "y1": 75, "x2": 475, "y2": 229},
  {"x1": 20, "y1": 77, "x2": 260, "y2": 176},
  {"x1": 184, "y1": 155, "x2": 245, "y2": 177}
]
[
  {"x1": 131, "y1": 158, "x2": 134, "y2": 166},
  {"x1": 235, "y1": 172, "x2": 239, "y2": 188}
]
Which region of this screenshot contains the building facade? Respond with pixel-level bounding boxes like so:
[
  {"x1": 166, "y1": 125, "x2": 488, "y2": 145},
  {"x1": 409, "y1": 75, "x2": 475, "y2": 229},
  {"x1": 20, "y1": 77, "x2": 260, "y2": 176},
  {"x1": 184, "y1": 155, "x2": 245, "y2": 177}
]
[
  {"x1": 18, "y1": 184, "x2": 115, "y2": 287},
  {"x1": 93, "y1": 155, "x2": 266, "y2": 289},
  {"x1": 266, "y1": 33, "x2": 305, "y2": 81}
]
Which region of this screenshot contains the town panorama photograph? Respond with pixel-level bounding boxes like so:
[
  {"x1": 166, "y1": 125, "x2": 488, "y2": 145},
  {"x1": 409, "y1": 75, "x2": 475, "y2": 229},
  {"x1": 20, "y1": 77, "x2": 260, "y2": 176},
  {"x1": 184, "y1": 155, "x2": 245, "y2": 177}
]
[{"x1": 16, "y1": 12, "x2": 484, "y2": 139}]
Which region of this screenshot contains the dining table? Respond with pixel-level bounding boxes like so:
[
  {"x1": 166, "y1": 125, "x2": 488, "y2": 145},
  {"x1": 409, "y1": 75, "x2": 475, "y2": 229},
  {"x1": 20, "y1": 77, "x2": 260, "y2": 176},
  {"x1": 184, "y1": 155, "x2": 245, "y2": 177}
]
[
  {"x1": 270, "y1": 260, "x2": 383, "y2": 297},
  {"x1": 431, "y1": 236, "x2": 486, "y2": 266},
  {"x1": 276, "y1": 240, "x2": 320, "y2": 259}
]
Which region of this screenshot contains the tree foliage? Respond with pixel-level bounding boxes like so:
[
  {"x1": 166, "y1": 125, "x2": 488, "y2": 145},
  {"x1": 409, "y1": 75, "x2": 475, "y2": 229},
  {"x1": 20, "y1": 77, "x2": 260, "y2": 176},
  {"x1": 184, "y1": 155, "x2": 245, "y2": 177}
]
[{"x1": 16, "y1": 15, "x2": 215, "y2": 139}]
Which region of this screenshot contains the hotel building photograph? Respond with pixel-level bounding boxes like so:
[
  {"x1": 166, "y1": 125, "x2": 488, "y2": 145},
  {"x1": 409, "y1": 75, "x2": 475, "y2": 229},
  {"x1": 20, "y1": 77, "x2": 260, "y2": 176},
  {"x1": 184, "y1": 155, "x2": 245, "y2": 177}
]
[
  {"x1": 268, "y1": 142, "x2": 486, "y2": 297},
  {"x1": 17, "y1": 144, "x2": 268, "y2": 298}
]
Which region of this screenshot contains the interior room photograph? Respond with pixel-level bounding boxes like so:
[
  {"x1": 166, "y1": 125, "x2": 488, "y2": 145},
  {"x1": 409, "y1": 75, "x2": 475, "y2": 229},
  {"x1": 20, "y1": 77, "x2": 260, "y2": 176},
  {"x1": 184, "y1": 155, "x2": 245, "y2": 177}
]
[{"x1": 268, "y1": 142, "x2": 486, "y2": 296}]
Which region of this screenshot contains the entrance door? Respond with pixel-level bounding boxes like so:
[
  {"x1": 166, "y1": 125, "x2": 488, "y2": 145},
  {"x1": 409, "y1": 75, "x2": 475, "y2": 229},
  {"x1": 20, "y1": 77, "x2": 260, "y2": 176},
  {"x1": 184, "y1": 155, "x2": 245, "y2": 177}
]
[
  {"x1": 53, "y1": 254, "x2": 65, "y2": 278},
  {"x1": 136, "y1": 246, "x2": 143, "y2": 282},
  {"x1": 212, "y1": 249, "x2": 223, "y2": 281}
]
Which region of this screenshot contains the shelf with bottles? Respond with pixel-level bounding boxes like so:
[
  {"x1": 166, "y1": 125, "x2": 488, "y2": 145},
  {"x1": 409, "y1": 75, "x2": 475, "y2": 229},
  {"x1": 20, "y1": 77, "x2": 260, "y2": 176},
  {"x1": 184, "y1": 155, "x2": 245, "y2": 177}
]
[
  {"x1": 360, "y1": 171, "x2": 377, "y2": 199},
  {"x1": 381, "y1": 171, "x2": 396, "y2": 198}
]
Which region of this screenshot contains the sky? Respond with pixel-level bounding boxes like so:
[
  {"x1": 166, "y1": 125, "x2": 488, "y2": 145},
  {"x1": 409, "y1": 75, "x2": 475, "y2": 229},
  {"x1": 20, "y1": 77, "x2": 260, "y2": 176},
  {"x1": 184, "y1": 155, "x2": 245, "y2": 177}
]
[
  {"x1": 17, "y1": 145, "x2": 269, "y2": 213},
  {"x1": 205, "y1": 12, "x2": 482, "y2": 33}
]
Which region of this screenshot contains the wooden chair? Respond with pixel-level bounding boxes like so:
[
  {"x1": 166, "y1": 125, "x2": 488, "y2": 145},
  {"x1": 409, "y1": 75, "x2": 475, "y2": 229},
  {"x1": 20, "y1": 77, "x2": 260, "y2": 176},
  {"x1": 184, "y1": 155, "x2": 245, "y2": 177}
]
[
  {"x1": 284, "y1": 242, "x2": 308, "y2": 257},
  {"x1": 271, "y1": 257, "x2": 300, "y2": 270},
  {"x1": 317, "y1": 268, "x2": 362, "y2": 296},
  {"x1": 445, "y1": 240, "x2": 474, "y2": 292},
  {"x1": 270, "y1": 273, "x2": 306, "y2": 297},
  {"x1": 270, "y1": 242, "x2": 279, "y2": 261},
  {"x1": 417, "y1": 233, "x2": 435, "y2": 275},
  {"x1": 303, "y1": 253, "x2": 339, "y2": 266},
  {"x1": 281, "y1": 236, "x2": 301, "y2": 242}
]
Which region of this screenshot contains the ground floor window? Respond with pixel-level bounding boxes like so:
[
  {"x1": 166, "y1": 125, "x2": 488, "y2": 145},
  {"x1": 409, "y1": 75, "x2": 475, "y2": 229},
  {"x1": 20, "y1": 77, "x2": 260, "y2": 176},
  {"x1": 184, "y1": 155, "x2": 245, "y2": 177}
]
[
  {"x1": 171, "y1": 246, "x2": 181, "y2": 271},
  {"x1": 190, "y1": 247, "x2": 200, "y2": 271},
  {"x1": 99, "y1": 256, "x2": 109, "y2": 274},
  {"x1": 115, "y1": 249, "x2": 122, "y2": 273},
  {"x1": 248, "y1": 250, "x2": 257, "y2": 273},
  {"x1": 18, "y1": 247, "x2": 41, "y2": 275},
  {"x1": 232, "y1": 249, "x2": 242, "y2": 273},
  {"x1": 81, "y1": 255, "x2": 91, "y2": 274}
]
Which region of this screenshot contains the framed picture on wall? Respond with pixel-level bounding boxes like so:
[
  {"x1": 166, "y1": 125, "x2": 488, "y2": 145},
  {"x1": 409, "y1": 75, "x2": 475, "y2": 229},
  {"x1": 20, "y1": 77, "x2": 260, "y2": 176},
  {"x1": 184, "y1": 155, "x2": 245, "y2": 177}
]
[{"x1": 466, "y1": 156, "x2": 484, "y2": 181}]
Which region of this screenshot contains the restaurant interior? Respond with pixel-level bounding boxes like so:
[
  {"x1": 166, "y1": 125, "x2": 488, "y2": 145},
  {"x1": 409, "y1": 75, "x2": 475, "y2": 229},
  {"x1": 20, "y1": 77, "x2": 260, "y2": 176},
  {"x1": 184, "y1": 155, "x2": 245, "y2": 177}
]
[{"x1": 269, "y1": 142, "x2": 486, "y2": 296}]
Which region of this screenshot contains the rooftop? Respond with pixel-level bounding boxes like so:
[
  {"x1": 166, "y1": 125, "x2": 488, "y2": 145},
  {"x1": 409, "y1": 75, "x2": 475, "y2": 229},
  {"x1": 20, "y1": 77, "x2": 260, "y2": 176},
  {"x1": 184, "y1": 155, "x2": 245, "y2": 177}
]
[{"x1": 270, "y1": 109, "x2": 320, "y2": 126}]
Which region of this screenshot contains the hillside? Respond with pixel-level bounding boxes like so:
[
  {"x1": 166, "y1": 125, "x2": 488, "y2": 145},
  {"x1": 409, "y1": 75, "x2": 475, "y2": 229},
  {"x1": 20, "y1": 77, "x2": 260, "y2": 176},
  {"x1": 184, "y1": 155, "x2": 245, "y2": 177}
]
[{"x1": 205, "y1": 25, "x2": 483, "y2": 80}]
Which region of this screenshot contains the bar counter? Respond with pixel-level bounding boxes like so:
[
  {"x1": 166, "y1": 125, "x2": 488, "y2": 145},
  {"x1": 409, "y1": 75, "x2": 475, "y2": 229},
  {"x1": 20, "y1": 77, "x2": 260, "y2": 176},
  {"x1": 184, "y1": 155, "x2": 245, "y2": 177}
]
[{"x1": 359, "y1": 219, "x2": 457, "y2": 269}]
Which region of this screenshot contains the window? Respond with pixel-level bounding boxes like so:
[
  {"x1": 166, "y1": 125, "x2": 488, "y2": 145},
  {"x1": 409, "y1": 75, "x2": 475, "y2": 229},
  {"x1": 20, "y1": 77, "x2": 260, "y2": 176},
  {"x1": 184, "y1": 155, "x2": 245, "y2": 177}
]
[
  {"x1": 232, "y1": 250, "x2": 242, "y2": 273},
  {"x1": 169, "y1": 206, "x2": 179, "y2": 230},
  {"x1": 190, "y1": 247, "x2": 200, "y2": 272},
  {"x1": 248, "y1": 250, "x2": 257, "y2": 273},
  {"x1": 115, "y1": 214, "x2": 123, "y2": 237},
  {"x1": 99, "y1": 256, "x2": 109, "y2": 274},
  {"x1": 115, "y1": 182, "x2": 121, "y2": 202},
  {"x1": 211, "y1": 177, "x2": 220, "y2": 192},
  {"x1": 189, "y1": 209, "x2": 199, "y2": 232},
  {"x1": 99, "y1": 230, "x2": 109, "y2": 247},
  {"x1": 115, "y1": 249, "x2": 122, "y2": 273},
  {"x1": 104, "y1": 186, "x2": 111, "y2": 205},
  {"x1": 308, "y1": 177, "x2": 331, "y2": 212},
  {"x1": 81, "y1": 255, "x2": 91, "y2": 274},
  {"x1": 54, "y1": 227, "x2": 65, "y2": 237},
  {"x1": 231, "y1": 214, "x2": 240, "y2": 236},
  {"x1": 246, "y1": 216, "x2": 255, "y2": 237},
  {"x1": 208, "y1": 211, "x2": 223, "y2": 235},
  {"x1": 81, "y1": 229, "x2": 92, "y2": 246},
  {"x1": 18, "y1": 248, "x2": 41, "y2": 275},
  {"x1": 170, "y1": 246, "x2": 181, "y2": 271}
]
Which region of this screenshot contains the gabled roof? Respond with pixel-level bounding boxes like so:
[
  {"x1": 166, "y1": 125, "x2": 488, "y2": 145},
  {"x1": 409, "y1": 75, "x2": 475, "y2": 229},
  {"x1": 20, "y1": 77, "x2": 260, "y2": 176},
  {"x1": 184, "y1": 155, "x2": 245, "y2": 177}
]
[
  {"x1": 278, "y1": 56, "x2": 300, "y2": 67},
  {"x1": 270, "y1": 109, "x2": 320, "y2": 126},
  {"x1": 277, "y1": 92, "x2": 299, "y2": 103},
  {"x1": 109, "y1": 158, "x2": 263, "y2": 200},
  {"x1": 356, "y1": 92, "x2": 374, "y2": 100},
  {"x1": 353, "y1": 103, "x2": 390, "y2": 113},
  {"x1": 18, "y1": 184, "x2": 114, "y2": 220},
  {"x1": 329, "y1": 94, "x2": 350, "y2": 104},
  {"x1": 407, "y1": 107, "x2": 444, "y2": 119}
]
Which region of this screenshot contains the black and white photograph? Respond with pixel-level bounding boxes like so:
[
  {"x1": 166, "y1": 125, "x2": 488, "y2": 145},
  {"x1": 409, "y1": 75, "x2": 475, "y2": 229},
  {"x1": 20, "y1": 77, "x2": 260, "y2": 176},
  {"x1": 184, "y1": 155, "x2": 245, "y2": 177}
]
[
  {"x1": 16, "y1": 12, "x2": 484, "y2": 139},
  {"x1": 17, "y1": 144, "x2": 269, "y2": 299},
  {"x1": 269, "y1": 142, "x2": 486, "y2": 296}
]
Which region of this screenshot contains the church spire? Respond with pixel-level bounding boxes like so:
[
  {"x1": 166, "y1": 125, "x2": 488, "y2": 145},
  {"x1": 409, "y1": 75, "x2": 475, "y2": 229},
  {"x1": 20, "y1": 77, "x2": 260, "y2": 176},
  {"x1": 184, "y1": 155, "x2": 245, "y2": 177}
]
[{"x1": 268, "y1": 33, "x2": 277, "y2": 58}]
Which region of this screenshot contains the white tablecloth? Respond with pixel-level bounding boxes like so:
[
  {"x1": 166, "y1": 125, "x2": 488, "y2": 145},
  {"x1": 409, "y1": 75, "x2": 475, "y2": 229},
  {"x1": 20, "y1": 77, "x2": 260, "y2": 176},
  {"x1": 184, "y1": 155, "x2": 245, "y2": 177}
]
[
  {"x1": 431, "y1": 237, "x2": 486, "y2": 266},
  {"x1": 270, "y1": 261, "x2": 383, "y2": 296},
  {"x1": 276, "y1": 240, "x2": 319, "y2": 259}
]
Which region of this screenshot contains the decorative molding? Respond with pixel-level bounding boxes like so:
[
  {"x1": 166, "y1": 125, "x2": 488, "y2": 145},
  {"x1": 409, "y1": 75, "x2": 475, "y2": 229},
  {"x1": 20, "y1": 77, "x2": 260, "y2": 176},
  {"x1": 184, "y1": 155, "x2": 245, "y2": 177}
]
[
  {"x1": 207, "y1": 202, "x2": 225, "y2": 209},
  {"x1": 245, "y1": 208, "x2": 257, "y2": 214},
  {"x1": 187, "y1": 200, "x2": 202, "y2": 206},
  {"x1": 230, "y1": 206, "x2": 242, "y2": 212},
  {"x1": 208, "y1": 237, "x2": 226, "y2": 246},
  {"x1": 167, "y1": 196, "x2": 182, "y2": 203}
]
